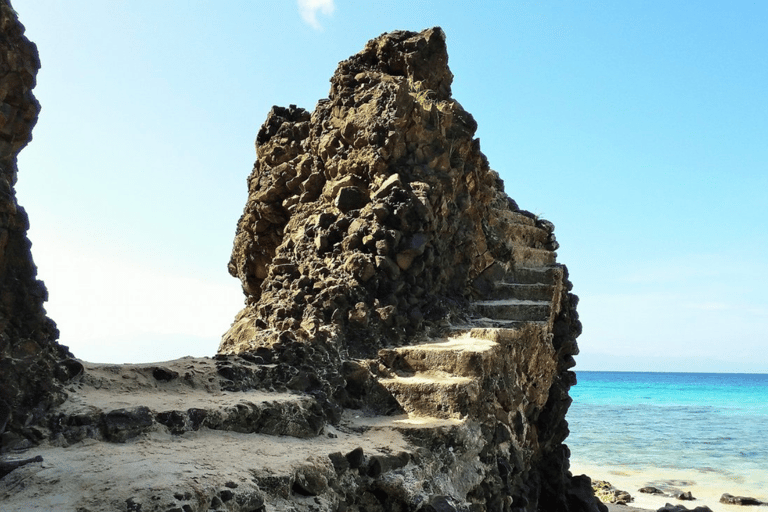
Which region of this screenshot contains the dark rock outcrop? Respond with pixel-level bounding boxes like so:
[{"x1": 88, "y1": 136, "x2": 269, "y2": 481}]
[
  {"x1": 221, "y1": 27, "x2": 596, "y2": 512},
  {"x1": 0, "y1": 0, "x2": 78, "y2": 450}
]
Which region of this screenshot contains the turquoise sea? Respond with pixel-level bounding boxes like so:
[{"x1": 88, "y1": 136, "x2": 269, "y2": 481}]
[{"x1": 567, "y1": 372, "x2": 768, "y2": 510}]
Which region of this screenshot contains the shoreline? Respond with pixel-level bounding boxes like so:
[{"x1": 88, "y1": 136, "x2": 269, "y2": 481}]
[{"x1": 572, "y1": 460, "x2": 768, "y2": 512}]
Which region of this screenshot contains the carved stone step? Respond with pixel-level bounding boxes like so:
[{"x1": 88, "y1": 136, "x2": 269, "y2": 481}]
[
  {"x1": 50, "y1": 389, "x2": 325, "y2": 443},
  {"x1": 472, "y1": 299, "x2": 551, "y2": 322},
  {"x1": 343, "y1": 410, "x2": 464, "y2": 431},
  {"x1": 503, "y1": 223, "x2": 551, "y2": 247},
  {"x1": 378, "y1": 334, "x2": 498, "y2": 377},
  {"x1": 378, "y1": 371, "x2": 480, "y2": 419},
  {"x1": 451, "y1": 319, "x2": 548, "y2": 332},
  {"x1": 490, "y1": 282, "x2": 555, "y2": 301},
  {"x1": 499, "y1": 210, "x2": 537, "y2": 226},
  {"x1": 464, "y1": 324, "x2": 551, "y2": 345},
  {"x1": 510, "y1": 245, "x2": 556, "y2": 267},
  {"x1": 505, "y1": 266, "x2": 562, "y2": 285}
]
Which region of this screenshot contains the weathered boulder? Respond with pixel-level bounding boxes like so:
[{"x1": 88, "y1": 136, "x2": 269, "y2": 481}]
[
  {"x1": 720, "y1": 493, "x2": 765, "y2": 506},
  {"x1": 592, "y1": 479, "x2": 633, "y2": 505},
  {"x1": 0, "y1": 0, "x2": 79, "y2": 450}
]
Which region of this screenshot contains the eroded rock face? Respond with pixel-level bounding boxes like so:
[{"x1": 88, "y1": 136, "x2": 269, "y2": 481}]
[
  {"x1": 0, "y1": 0, "x2": 78, "y2": 448},
  {"x1": 223, "y1": 27, "x2": 552, "y2": 365},
  {"x1": 221, "y1": 27, "x2": 598, "y2": 512}
]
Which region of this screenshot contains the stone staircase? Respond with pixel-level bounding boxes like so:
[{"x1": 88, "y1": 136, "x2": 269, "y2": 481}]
[
  {"x1": 8, "y1": 358, "x2": 475, "y2": 512},
  {"x1": 376, "y1": 214, "x2": 564, "y2": 429},
  {"x1": 46, "y1": 358, "x2": 329, "y2": 445},
  {"x1": 7, "y1": 219, "x2": 571, "y2": 511}
]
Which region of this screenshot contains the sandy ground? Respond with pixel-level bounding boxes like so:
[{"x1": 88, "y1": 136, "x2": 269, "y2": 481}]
[
  {"x1": 1, "y1": 410, "x2": 455, "y2": 511},
  {"x1": 574, "y1": 461, "x2": 768, "y2": 512}
]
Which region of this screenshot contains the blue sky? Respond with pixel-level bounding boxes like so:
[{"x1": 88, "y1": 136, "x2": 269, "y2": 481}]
[{"x1": 12, "y1": 1, "x2": 768, "y2": 372}]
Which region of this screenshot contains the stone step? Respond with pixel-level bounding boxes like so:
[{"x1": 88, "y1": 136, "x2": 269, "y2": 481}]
[
  {"x1": 49, "y1": 388, "x2": 325, "y2": 444},
  {"x1": 450, "y1": 319, "x2": 548, "y2": 333},
  {"x1": 504, "y1": 265, "x2": 562, "y2": 285},
  {"x1": 378, "y1": 334, "x2": 498, "y2": 378},
  {"x1": 504, "y1": 223, "x2": 551, "y2": 248},
  {"x1": 510, "y1": 245, "x2": 556, "y2": 267},
  {"x1": 472, "y1": 299, "x2": 551, "y2": 322},
  {"x1": 378, "y1": 371, "x2": 480, "y2": 419},
  {"x1": 497, "y1": 209, "x2": 536, "y2": 226},
  {"x1": 489, "y1": 282, "x2": 555, "y2": 301},
  {"x1": 343, "y1": 410, "x2": 464, "y2": 431},
  {"x1": 5, "y1": 409, "x2": 465, "y2": 512},
  {"x1": 463, "y1": 324, "x2": 551, "y2": 344}
]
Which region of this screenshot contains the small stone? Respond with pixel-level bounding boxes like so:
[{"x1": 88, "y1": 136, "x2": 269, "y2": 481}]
[
  {"x1": 348, "y1": 303, "x2": 370, "y2": 326},
  {"x1": 375, "y1": 255, "x2": 400, "y2": 279},
  {"x1": 372, "y1": 173, "x2": 402, "y2": 199},
  {"x1": 344, "y1": 253, "x2": 375, "y2": 282},
  {"x1": 395, "y1": 251, "x2": 414, "y2": 270},
  {"x1": 335, "y1": 186, "x2": 368, "y2": 212},
  {"x1": 151, "y1": 367, "x2": 179, "y2": 381},
  {"x1": 366, "y1": 451, "x2": 410, "y2": 477},
  {"x1": 720, "y1": 493, "x2": 764, "y2": 506},
  {"x1": 103, "y1": 407, "x2": 154, "y2": 443},
  {"x1": 328, "y1": 452, "x2": 350, "y2": 474},
  {"x1": 292, "y1": 466, "x2": 328, "y2": 496},
  {"x1": 372, "y1": 204, "x2": 389, "y2": 221},
  {"x1": 345, "y1": 447, "x2": 365, "y2": 469}
]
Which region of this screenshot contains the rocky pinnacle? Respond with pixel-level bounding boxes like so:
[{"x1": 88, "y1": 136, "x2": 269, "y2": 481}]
[{"x1": 221, "y1": 27, "x2": 600, "y2": 511}]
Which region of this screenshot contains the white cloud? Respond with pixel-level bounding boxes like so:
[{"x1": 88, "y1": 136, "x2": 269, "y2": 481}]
[{"x1": 297, "y1": 0, "x2": 335, "y2": 30}]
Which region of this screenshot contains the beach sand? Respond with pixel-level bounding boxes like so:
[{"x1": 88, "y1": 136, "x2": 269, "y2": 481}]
[{"x1": 572, "y1": 460, "x2": 768, "y2": 512}]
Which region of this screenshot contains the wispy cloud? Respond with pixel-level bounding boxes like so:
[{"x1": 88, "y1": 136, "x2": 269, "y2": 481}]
[{"x1": 297, "y1": 0, "x2": 335, "y2": 30}]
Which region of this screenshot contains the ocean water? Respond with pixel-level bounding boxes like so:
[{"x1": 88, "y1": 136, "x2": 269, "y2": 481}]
[{"x1": 567, "y1": 372, "x2": 768, "y2": 510}]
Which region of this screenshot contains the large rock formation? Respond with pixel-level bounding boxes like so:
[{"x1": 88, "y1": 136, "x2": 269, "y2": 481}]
[
  {"x1": 218, "y1": 27, "x2": 598, "y2": 511},
  {"x1": 0, "y1": 0, "x2": 80, "y2": 449},
  {"x1": 0, "y1": 18, "x2": 603, "y2": 512}
]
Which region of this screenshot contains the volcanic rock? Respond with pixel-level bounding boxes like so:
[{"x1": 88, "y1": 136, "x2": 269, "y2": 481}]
[
  {"x1": 592, "y1": 480, "x2": 633, "y2": 505},
  {"x1": 219, "y1": 26, "x2": 596, "y2": 512},
  {"x1": 720, "y1": 493, "x2": 765, "y2": 506}
]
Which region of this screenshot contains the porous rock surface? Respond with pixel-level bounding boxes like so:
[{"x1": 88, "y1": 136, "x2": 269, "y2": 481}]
[
  {"x1": 0, "y1": 17, "x2": 604, "y2": 512},
  {"x1": 217, "y1": 27, "x2": 601, "y2": 512}
]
